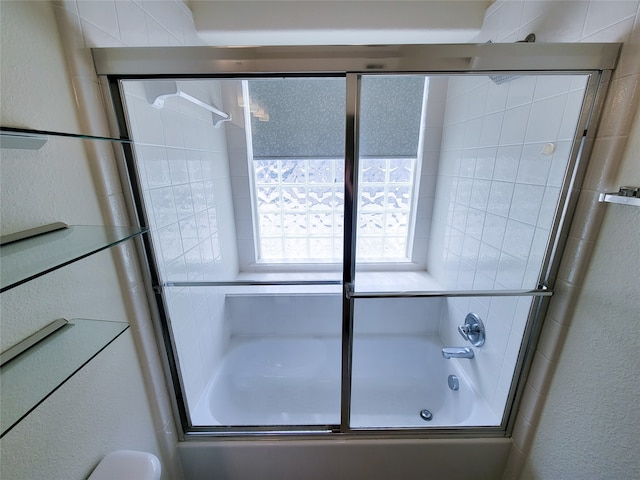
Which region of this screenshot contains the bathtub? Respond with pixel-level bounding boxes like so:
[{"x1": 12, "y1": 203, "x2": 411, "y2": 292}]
[{"x1": 191, "y1": 334, "x2": 498, "y2": 428}]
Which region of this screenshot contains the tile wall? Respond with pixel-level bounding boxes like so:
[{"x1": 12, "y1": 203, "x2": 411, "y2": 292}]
[
  {"x1": 429, "y1": 68, "x2": 590, "y2": 416},
  {"x1": 474, "y1": 1, "x2": 640, "y2": 478},
  {"x1": 122, "y1": 78, "x2": 239, "y2": 410}
]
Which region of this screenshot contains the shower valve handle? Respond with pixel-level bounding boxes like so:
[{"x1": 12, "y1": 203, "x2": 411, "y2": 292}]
[
  {"x1": 457, "y1": 324, "x2": 473, "y2": 340},
  {"x1": 457, "y1": 313, "x2": 485, "y2": 347}
]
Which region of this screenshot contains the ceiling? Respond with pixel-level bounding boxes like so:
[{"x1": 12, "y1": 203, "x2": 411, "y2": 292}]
[{"x1": 189, "y1": 1, "x2": 494, "y2": 46}]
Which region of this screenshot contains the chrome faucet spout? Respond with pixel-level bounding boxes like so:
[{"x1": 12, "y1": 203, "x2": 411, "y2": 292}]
[{"x1": 442, "y1": 347, "x2": 474, "y2": 359}]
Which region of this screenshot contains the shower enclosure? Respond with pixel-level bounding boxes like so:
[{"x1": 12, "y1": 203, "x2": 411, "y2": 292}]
[{"x1": 94, "y1": 43, "x2": 618, "y2": 437}]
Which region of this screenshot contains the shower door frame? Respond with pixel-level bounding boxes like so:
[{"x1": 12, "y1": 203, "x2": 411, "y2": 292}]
[{"x1": 95, "y1": 43, "x2": 619, "y2": 440}]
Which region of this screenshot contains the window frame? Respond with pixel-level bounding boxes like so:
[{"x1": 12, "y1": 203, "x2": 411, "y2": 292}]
[{"x1": 241, "y1": 76, "x2": 432, "y2": 270}]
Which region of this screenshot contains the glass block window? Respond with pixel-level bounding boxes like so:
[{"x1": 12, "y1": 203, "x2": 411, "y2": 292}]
[
  {"x1": 357, "y1": 157, "x2": 416, "y2": 261},
  {"x1": 246, "y1": 76, "x2": 424, "y2": 264},
  {"x1": 252, "y1": 156, "x2": 417, "y2": 263},
  {"x1": 254, "y1": 158, "x2": 345, "y2": 262}
]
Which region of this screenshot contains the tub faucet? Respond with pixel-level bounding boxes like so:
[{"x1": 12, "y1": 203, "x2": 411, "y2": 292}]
[{"x1": 442, "y1": 347, "x2": 474, "y2": 359}]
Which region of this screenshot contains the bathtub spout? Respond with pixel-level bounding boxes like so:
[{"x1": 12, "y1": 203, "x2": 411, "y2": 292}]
[{"x1": 442, "y1": 347, "x2": 474, "y2": 359}]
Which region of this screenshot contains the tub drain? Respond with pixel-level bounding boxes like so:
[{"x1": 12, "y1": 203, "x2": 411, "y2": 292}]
[{"x1": 419, "y1": 409, "x2": 433, "y2": 421}]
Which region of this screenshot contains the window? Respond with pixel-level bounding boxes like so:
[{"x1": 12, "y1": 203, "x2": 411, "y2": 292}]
[{"x1": 244, "y1": 76, "x2": 427, "y2": 264}]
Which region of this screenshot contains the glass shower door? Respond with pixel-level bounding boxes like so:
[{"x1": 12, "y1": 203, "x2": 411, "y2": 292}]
[
  {"x1": 349, "y1": 72, "x2": 591, "y2": 429},
  {"x1": 121, "y1": 76, "x2": 347, "y2": 429}
]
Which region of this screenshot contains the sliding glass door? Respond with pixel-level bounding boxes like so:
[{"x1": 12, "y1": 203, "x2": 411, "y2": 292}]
[
  {"x1": 98, "y1": 43, "x2": 617, "y2": 436},
  {"x1": 349, "y1": 72, "x2": 590, "y2": 429}
]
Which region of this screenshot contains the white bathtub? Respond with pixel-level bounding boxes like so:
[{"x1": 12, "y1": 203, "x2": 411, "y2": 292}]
[{"x1": 191, "y1": 334, "x2": 498, "y2": 428}]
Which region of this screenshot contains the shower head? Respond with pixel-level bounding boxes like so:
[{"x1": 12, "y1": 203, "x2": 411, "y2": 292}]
[
  {"x1": 486, "y1": 33, "x2": 536, "y2": 85},
  {"x1": 488, "y1": 74, "x2": 520, "y2": 85}
]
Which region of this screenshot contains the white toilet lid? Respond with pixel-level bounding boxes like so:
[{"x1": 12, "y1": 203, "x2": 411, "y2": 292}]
[{"x1": 87, "y1": 450, "x2": 161, "y2": 480}]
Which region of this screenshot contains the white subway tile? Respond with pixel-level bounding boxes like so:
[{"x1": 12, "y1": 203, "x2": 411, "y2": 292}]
[
  {"x1": 143, "y1": 146, "x2": 171, "y2": 188},
  {"x1": 547, "y1": 141, "x2": 572, "y2": 188},
  {"x1": 496, "y1": 0, "x2": 524, "y2": 40},
  {"x1": 184, "y1": 245, "x2": 204, "y2": 280},
  {"x1": 80, "y1": 17, "x2": 124, "y2": 47},
  {"x1": 488, "y1": 180, "x2": 515, "y2": 217},
  {"x1": 537, "y1": 187, "x2": 560, "y2": 228},
  {"x1": 133, "y1": 102, "x2": 165, "y2": 146},
  {"x1": 509, "y1": 184, "x2": 545, "y2": 226},
  {"x1": 467, "y1": 82, "x2": 489, "y2": 119},
  {"x1": 203, "y1": 182, "x2": 217, "y2": 211},
  {"x1": 558, "y1": 89, "x2": 585, "y2": 141},
  {"x1": 144, "y1": 0, "x2": 187, "y2": 42},
  {"x1": 493, "y1": 145, "x2": 522, "y2": 182},
  {"x1": 172, "y1": 184, "x2": 195, "y2": 218},
  {"x1": 523, "y1": 1, "x2": 589, "y2": 42},
  {"x1": 525, "y1": 95, "x2": 568, "y2": 143},
  {"x1": 441, "y1": 122, "x2": 466, "y2": 150},
  {"x1": 457, "y1": 261, "x2": 476, "y2": 290},
  {"x1": 475, "y1": 147, "x2": 497, "y2": 179},
  {"x1": 144, "y1": 15, "x2": 172, "y2": 46},
  {"x1": 529, "y1": 228, "x2": 550, "y2": 268},
  {"x1": 185, "y1": 150, "x2": 203, "y2": 182},
  {"x1": 149, "y1": 186, "x2": 178, "y2": 228},
  {"x1": 489, "y1": 294, "x2": 519, "y2": 327},
  {"x1": 115, "y1": 0, "x2": 149, "y2": 46},
  {"x1": 438, "y1": 150, "x2": 461, "y2": 177},
  {"x1": 502, "y1": 220, "x2": 535, "y2": 262},
  {"x1": 447, "y1": 227, "x2": 464, "y2": 258},
  {"x1": 160, "y1": 108, "x2": 185, "y2": 148},
  {"x1": 533, "y1": 75, "x2": 573, "y2": 101},
  {"x1": 179, "y1": 217, "x2": 199, "y2": 252},
  {"x1": 506, "y1": 76, "x2": 536, "y2": 109},
  {"x1": 457, "y1": 178, "x2": 473, "y2": 206},
  {"x1": 495, "y1": 252, "x2": 526, "y2": 288},
  {"x1": 167, "y1": 148, "x2": 189, "y2": 185},
  {"x1": 165, "y1": 256, "x2": 188, "y2": 282},
  {"x1": 582, "y1": 0, "x2": 638, "y2": 38},
  {"x1": 477, "y1": 242, "x2": 500, "y2": 281},
  {"x1": 488, "y1": 317, "x2": 512, "y2": 359},
  {"x1": 156, "y1": 222, "x2": 184, "y2": 266},
  {"x1": 190, "y1": 182, "x2": 207, "y2": 213},
  {"x1": 461, "y1": 235, "x2": 481, "y2": 264},
  {"x1": 479, "y1": 112, "x2": 504, "y2": 147},
  {"x1": 470, "y1": 179, "x2": 491, "y2": 211},
  {"x1": 478, "y1": 2, "x2": 500, "y2": 42},
  {"x1": 463, "y1": 118, "x2": 483, "y2": 148},
  {"x1": 77, "y1": 0, "x2": 120, "y2": 39},
  {"x1": 482, "y1": 213, "x2": 507, "y2": 249},
  {"x1": 516, "y1": 143, "x2": 552, "y2": 185},
  {"x1": 199, "y1": 238, "x2": 215, "y2": 265},
  {"x1": 484, "y1": 81, "x2": 509, "y2": 114},
  {"x1": 519, "y1": 1, "x2": 549, "y2": 32},
  {"x1": 473, "y1": 347, "x2": 503, "y2": 404},
  {"x1": 459, "y1": 151, "x2": 477, "y2": 178}
]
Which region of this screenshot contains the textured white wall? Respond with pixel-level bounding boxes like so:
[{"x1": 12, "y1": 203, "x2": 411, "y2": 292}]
[
  {"x1": 521, "y1": 81, "x2": 640, "y2": 480},
  {"x1": 0, "y1": 1, "x2": 163, "y2": 479}
]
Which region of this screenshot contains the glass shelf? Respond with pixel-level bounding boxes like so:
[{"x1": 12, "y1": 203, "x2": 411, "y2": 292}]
[
  {"x1": 0, "y1": 126, "x2": 132, "y2": 148},
  {"x1": 0, "y1": 318, "x2": 129, "y2": 437},
  {"x1": 0, "y1": 225, "x2": 147, "y2": 292}
]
